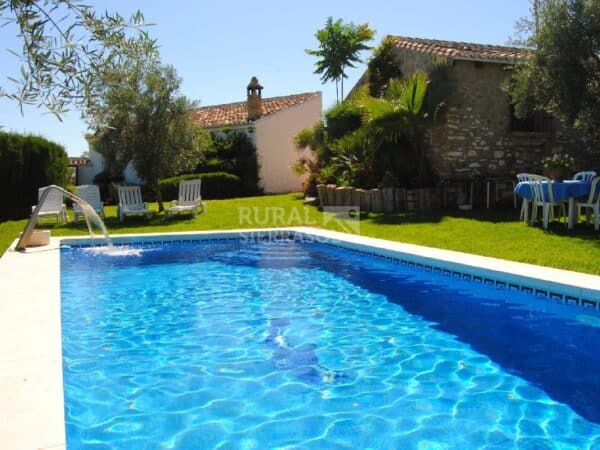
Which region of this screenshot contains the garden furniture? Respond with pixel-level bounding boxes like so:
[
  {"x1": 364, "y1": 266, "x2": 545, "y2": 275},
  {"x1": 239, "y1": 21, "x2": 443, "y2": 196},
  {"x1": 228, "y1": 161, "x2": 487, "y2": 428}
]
[
  {"x1": 515, "y1": 179, "x2": 595, "y2": 229},
  {"x1": 166, "y1": 179, "x2": 205, "y2": 218},
  {"x1": 573, "y1": 171, "x2": 597, "y2": 181},
  {"x1": 117, "y1": 186, "x2": 152, "y2": 222},
  {"x1": 32, "y1": 186, "x2": 67, "y2": 224},
  {"x1": 575, "y1": 177, "x2": 600, "y2": 231},
  {"x1": 529, "y1": 180, "x2": 567, "y2": 229},
  {"x1": 73, "y1": 185, "x2": 105, "y2": 221}
]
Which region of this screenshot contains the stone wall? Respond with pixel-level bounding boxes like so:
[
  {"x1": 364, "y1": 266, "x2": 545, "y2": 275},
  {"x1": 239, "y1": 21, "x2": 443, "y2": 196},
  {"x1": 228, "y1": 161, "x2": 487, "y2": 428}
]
[{"x1": 391, "y1": 48, "x2": 597, "y2": 178}]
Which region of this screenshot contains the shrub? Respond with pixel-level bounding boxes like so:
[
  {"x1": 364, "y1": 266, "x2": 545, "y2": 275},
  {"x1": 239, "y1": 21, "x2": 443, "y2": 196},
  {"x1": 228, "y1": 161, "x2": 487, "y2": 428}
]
[
  {"x1": 93, "y1": 170, "x2": 125, "y2": 204},
  {"x1": 367, "y1": 37, "x2": 403, "y2": 98},
  {"x1": 0, "y1": 132, "x2": 69, "y2": 220},
  {"x1": 197, "y1": 130, "x2": 261, "y2": 194},
  {"x1": 325, "y1": 102, "x2": 364, "y2": 140},
  {"x1": 158, "y1": 172, "x2": 242, "y2": 200}
]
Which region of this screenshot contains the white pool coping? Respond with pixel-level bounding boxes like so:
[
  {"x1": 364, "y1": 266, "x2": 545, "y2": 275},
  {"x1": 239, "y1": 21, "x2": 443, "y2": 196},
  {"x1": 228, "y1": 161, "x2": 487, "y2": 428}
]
[{"x1": 1, "y1": 226, "x2": 599, "y2": 449}]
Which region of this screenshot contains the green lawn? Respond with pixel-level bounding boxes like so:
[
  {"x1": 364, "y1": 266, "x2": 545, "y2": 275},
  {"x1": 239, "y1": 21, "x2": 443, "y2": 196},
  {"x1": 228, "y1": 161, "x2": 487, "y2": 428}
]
[{"x1": 1, "y1": 193, "x2": 599, "y2": 274}]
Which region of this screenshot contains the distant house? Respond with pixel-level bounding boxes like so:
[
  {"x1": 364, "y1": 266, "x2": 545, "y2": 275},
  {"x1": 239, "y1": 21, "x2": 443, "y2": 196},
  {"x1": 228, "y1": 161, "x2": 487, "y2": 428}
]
[
  {"x1": 84, "y1": 77, "x2": 322, "y2": 193},
  {"x1": 191, "y1": 78, "x2": 322, "y2": 193},
  {"x1": 68, "y1": 157, "x2": 91, "y2": 185},
  {"x1": 350, "y1": 36, "x2": 596, "y2": 180}
]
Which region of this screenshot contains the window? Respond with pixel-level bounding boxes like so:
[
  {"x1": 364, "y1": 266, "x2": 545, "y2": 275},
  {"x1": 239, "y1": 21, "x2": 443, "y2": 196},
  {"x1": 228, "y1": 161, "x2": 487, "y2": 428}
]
[{"x1": 510, "y1": 104, "x2": 553, "y2": 132}]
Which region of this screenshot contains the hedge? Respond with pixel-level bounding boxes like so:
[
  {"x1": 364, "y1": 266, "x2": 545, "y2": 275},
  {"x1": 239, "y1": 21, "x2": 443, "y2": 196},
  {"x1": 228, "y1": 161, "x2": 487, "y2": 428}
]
[
  {"x1": 158, "y1": 172, "x2": 242, "y2": 200},
  {"x1": 0, "y1": 132, "x2": 69, "y2": 220},
  {"x1": 197, "y1": 131, "x2": 261, "y2": 194}
]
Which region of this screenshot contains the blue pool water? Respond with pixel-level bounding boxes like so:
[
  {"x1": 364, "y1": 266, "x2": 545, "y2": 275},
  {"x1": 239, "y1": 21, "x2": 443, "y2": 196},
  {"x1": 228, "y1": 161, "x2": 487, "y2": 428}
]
[{"x1": 60, "y1": 238, "x2": 600, "y2": 449}]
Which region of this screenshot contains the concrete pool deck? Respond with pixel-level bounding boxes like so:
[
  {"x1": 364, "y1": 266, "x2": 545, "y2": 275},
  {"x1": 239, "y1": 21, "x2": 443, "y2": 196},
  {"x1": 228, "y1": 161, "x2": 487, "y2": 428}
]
[{"x1": 1, "y1": 227, "x2": 600, "y2": 449}]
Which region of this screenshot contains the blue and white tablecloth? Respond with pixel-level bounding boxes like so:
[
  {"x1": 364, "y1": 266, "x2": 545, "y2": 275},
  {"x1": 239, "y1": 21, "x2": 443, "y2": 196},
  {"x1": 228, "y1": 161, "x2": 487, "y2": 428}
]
[{"x1": 514, "y1": 180, "x2": 593, "y2": 202}]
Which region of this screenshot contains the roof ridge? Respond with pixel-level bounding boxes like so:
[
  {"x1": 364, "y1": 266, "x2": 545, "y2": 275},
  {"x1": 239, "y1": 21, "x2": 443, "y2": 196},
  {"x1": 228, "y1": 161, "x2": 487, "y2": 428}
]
[
  {"x1": 191, "y1": 91, "x2": 321, "y2": 128},
  {"x1": 389, "y1": 35, "x2": 523, "y2": 52},
  {"x1": 194, "y1": 91, "x2": 320, "y2": 111}
]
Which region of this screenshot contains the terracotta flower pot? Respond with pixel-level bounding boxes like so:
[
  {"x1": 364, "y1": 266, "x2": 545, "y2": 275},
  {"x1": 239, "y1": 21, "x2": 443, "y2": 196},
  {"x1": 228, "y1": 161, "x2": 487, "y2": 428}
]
[{"x1": 548, "y1": 166, "x2": 567, "y2": 182}]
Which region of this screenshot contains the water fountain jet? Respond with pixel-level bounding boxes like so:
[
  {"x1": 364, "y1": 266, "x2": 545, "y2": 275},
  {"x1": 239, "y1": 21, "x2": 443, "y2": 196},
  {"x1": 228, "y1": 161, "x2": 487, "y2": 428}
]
[{"x1": 15, "y1": 185, "x2": 113, "y2": 251}]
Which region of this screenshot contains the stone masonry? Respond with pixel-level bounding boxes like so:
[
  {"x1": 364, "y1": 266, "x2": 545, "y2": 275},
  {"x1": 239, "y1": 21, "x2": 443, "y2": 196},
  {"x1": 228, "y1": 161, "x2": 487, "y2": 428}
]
[{"x1": 384, "y1": 38, "x2": 598, "y2": 179}]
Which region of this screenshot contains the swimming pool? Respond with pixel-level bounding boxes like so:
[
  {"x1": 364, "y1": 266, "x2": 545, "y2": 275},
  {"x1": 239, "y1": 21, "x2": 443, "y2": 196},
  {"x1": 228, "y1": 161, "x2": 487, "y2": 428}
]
[{"x1": 60, "y1": 236, "x2": 600, "y2": 448}]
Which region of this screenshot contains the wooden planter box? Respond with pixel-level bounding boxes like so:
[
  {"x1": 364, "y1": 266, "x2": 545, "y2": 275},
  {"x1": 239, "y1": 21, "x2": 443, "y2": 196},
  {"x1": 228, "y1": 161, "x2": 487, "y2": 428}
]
[
  {"x1": 316, "y1": 184, "x2": 328, "y2": 207},
  {"x1": 352, "y1": 188, "x2": 363, "y2": 210},
  {"x1": 321, "y1": 184, "x2": 442, "y2": 213},
  {"x1": 326, "y1": 184, "x2": 337, "y2": 206},
  {"x1": 394, "y1": 188, "x2": 406, "y2": 211},
  {"x1": 334, "y1": 186, "x2": 347, "y2": 206},
  {"x1": 370, "y1": 189, "x2": 383, "y2": 212},
  {"x1": 358, "y1": 189, "x2": 371, "y2": 212},
  {"x1": 406, "y1": 188, "x2": 442, "y2": 211},
  {"x1": 381, "y1": 187, "x2": 395, "y2": 213},
  {"x1": 343, "y1": 187, "x2": 355, "y2": 207}
]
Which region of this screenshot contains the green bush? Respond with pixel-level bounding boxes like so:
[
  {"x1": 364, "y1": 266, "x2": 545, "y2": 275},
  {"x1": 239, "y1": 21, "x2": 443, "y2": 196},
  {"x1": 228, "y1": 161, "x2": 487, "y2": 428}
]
[
  {"x1": 367, "y1": 37, "x2": 403, "y2": 98},
  {"x1": 197, "y1": 130, "x2": 261, "y2": 195},
  {"x1": 0, "y1": 132, "x2": 69, "y2": 220},
  {"x1": 158, "y1": 172, "x2": 242, "y2": 200},
  {"x1": 325, "y1": 102, "x2": 364, "y2": 140},
  {"x1": 93, "y1": 170, "x2": 125, "y2": 204}
]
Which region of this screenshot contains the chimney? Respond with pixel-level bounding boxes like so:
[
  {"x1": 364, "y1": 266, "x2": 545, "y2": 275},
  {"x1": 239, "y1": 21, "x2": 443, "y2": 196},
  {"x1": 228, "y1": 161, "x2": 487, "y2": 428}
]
[{"x1": 247, "y1": 76, "x2": 263, "y2": 121}]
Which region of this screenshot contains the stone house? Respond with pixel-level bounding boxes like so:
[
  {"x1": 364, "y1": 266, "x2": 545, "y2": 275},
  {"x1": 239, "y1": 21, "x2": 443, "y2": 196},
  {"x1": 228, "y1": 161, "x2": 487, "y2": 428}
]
[
  {"x1": 191, "y1": 78, "x2": 322, "y2": 193},
  {"x1": 83, "y1": 78, "x2": 322, "y2": 194},
  {"x1": 351, "y1": 36, "x2": 596, "y2": 190}
]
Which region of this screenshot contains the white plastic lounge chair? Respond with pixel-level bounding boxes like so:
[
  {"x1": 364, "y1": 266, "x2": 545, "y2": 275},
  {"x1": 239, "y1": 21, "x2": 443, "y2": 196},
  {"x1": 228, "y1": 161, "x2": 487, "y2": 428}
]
[
  {"x1": 529, "y1": 179, "x2": 566, "y2": 229},
  {"x1": 73, "y1": 185, "x2": 105, "y2": 221},
  {"x1": 117, "y1": 186, "x2": 152, "y2": 222},
  {"x1": 573, "y1": 171, "x2": 597, "y2": 181},
  {"x1": 166, "y1": 179, "x2": 206, "y2": 218},
  {"x1": 32, "y1": 187, "x2": 67, "y2": 224},
  {"x1": 575, "y1": 177, "x2": 600, "y2": 231}
]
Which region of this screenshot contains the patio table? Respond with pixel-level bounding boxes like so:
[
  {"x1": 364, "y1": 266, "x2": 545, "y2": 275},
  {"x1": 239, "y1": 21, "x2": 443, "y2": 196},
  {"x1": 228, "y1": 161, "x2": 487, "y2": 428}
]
[{"x1": 514, "y1": 180, "x2": 593, "y2": 229}]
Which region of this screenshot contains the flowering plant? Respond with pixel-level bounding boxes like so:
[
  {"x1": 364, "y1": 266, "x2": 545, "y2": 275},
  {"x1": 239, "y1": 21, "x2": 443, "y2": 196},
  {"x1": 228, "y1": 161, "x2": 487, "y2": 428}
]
[{"x1": 542, "y1": 153, "x2": 575, "y2": 169}]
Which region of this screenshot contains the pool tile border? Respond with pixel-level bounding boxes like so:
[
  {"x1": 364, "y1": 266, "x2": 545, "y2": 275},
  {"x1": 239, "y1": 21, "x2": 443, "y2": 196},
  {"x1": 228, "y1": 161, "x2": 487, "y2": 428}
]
[
  {"x1": 59, "y1": 227, "x2": 600, "y2": 310},
  {"x1": 3, "y1": 226, "x2": 600, "y2": 449}
]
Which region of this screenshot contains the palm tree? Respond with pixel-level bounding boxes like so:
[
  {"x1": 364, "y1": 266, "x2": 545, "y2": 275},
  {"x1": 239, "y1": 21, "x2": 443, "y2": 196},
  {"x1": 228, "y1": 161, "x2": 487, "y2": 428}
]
[
  {"x1": 307, "y1": 17, "x2": 374, "y2": 103},
  {"x1": 292, "y1": 121, "x2": 331, "y2": 195},
  {"x1": 364, "y1": 64, "x2": 451, "y2": 181}
]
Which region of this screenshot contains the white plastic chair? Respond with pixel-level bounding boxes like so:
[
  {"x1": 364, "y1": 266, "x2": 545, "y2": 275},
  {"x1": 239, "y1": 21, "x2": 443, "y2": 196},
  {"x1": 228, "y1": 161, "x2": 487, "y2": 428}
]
[
  {"x1": 529, "y1": 179, "x2": 567, "y2": 229},
  {"x1": 32, "y1": 187, "x2": 67, "y2": 224},
  {"x1": 117, "y1": 186, "x2": 152, "y2": 222},
  {"x1": 73, "y1": 185, "x2": 105, "y2": 221},
  {"x1": 575, "y1": 177, "x2": 600, "y2": 231},
  {"x1": 573, "y1": 171, "x2": 597, "y2": 181},
  {"x1": 166, "y1": 179, "x2": 206, "y2": 218},
  {"x1": 517, "y1": 173, "x2": 548, "y2": 222}
]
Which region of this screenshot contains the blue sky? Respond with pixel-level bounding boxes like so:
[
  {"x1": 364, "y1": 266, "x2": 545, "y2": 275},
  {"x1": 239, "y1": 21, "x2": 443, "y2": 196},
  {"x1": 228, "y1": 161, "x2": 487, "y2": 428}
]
[{"x1": 0, "y1": 0, "x2": 531, "y2": 156}]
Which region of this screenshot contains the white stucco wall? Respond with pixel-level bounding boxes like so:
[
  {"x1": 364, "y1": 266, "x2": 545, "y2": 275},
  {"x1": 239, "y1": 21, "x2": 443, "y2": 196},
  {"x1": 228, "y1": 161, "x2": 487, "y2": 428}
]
[
  {"x1": 83, "y1": 148, "x2": 143, "y2": 185},
  {"x1": 77, "y1": 149, "x2": 103, "y2": 185},
  {"x1": 84, "y1": 93, "x2": 321, "y2": 193},
  {"x1": 77, "y1": 165, "x2": 95, "y2": 185},
  {"x1": 254, "y1": 93, "x2": 322, "y2": 193},
  {"x1": 122, "y1": 161, "x2": 144, "y2": 185}
]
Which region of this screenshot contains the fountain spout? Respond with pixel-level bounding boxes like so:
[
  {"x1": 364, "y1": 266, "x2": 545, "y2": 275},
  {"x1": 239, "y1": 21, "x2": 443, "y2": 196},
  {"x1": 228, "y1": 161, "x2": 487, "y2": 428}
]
[{"x1": 15, "y1": 185, "x2": 113, "y2": 251}]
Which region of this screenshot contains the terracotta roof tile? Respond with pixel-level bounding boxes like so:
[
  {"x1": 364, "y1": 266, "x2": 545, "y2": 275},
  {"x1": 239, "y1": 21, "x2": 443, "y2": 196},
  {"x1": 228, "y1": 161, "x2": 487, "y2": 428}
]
[
  {"x1": 68, "y1": 157, "x2": 91, "y2": 167},
  {"x1": 390, "y1": 36, "x2": 524, "y2": 64},
  {"x1": 191, "y1": 92, "x2": 320, "y2": 128}
]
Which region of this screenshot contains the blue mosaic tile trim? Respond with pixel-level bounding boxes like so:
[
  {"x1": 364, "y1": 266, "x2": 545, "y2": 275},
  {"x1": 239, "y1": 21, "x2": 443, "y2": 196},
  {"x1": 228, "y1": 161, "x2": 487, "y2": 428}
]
[{"x1": 305, "y1": 236, "x2": 599, "y2": 311}]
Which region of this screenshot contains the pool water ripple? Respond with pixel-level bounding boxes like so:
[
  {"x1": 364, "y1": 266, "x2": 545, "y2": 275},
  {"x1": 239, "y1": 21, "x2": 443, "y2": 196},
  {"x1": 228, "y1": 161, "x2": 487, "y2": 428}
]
[{"x1": 61, "y1": 240, "x2": 600, "y2": 448}]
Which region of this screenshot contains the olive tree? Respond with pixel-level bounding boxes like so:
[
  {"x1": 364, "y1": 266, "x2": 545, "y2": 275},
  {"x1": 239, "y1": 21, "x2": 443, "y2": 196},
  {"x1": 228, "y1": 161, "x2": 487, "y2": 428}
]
[
  {"x1": 0, "y1": 0, "x2": 157, "y2": 118},
  {"x1": 88, "y1": 63, "x2": 210, "y2": 211},
  {"x1": 510, "y1": 0, "x2": 600, "y2": 146}
]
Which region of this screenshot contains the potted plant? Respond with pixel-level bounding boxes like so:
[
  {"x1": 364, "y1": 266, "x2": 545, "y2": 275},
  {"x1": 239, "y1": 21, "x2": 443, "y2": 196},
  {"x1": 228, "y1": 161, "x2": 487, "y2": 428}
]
[{"x1": 542, "y1": 153, "x2": 575, "y2": 182}]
